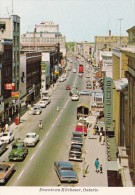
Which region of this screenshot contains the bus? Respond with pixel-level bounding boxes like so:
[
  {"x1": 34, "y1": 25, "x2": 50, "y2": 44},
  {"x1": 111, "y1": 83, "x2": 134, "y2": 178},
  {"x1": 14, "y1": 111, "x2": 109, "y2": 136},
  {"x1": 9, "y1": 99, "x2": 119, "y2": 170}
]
[{"x1": 78, "y1": 64, "x2": 84, "y2": 74}]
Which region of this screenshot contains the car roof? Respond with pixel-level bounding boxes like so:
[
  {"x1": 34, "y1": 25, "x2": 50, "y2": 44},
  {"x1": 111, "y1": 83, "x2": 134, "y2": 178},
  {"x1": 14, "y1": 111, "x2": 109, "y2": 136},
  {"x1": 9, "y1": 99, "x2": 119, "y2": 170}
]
[
  {"x1": 55, "y1": 161, "x2": 73, "y2": 168},
  {"x1": 34, "y1": 105, "x2": 41, "y2": 108},
  {"x1": 72, "y1": 132, "x2": 83, "y2": 135},
  {"x1": 70, "y1": 144, "x2": 82, "y2": 149},
  {"x1": 26, "y1": 132, "x2": 36, "y2": 136}
]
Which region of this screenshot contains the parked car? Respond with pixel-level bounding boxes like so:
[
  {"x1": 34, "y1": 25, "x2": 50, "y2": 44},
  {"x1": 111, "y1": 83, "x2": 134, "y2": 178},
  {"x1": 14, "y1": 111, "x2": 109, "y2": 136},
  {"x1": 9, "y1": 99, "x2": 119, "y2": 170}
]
[
  {"x1": 79, "y1": 90, "x2": 91, "y2": 96},
  {"x1": 59, "y1": 77, "x2": 65, "y2": 82},
  {"x1": 8, "y1": 140, "x2": 28, "y2": 161},
  {"x1": 38, "y1": 100, "x2": 47, "y2": 108},
  {"x1": 23, "y1": 132, "x2": 39, "y2": 146},
  {"x1": 42, "y1": 96, "x2": 51, "y2": 105},
  {"x1": 0, "y1": 162, "x2": 15, "y2": 184},
  {"x1": 32, "y1": 105, "x2": 42, "y2": 115},
  {"x1": 0, "y1": 141, "x2": 7, "y2": 155},
  {"x1": 54, "y1": 161, "x2": 78, "y2": 183},
  {"x1": 42, "y1": 90, "x2": 51, "y2": 97},
  {"x1": 71, "y1": 136, "x2": 83, "y2": 146},
  {"x1": 66, "y1": 85, "x2": 70, "y2": 90},
  {"x1": 75, "y1": 125, "x2": 88, "y2": 136},
  {"x1": 69, "y1": 144, "x2": 83, "y2": 162},
  {"x1": 71, "y1": 94, "x2": 79, "y2": 101},
  {"x1": 0, "y1": 130, "x2": 14, "y2": 144},
  {"x1": 72, "y1": 132, "x2": 83, "y2": 139}
]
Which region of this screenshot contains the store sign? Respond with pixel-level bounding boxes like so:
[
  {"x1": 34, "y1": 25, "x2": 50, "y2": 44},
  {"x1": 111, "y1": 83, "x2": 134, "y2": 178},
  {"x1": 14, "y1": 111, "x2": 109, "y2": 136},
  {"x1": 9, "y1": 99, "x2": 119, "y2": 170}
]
[
  {"x1": 5, "y1": 83, "x2": 15, "y2": 90},
  {"x1": 11, "y1": 92, "x2": 20, "y2": 98}
]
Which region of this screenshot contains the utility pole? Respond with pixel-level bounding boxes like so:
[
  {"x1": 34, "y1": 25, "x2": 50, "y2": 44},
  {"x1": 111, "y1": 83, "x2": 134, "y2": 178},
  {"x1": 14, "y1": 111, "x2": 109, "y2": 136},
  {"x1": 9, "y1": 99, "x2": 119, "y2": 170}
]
[
  {"x1": 118, "y1": 18, "x2": 123, "y2": 48},
  {"x1": 12, "y1": 0, "x2": 14, "y2": 15}
]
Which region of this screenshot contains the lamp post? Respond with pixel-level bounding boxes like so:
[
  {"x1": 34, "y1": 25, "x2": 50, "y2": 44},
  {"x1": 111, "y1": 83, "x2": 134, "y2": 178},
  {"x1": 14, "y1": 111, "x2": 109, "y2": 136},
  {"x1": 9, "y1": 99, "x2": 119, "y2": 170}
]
[
  {"x1": 82, "y1": 107, "x2": 86, "y2": 177},
  {"x1": 117, "y1": 18, "x2": 123, "y2": 48}
]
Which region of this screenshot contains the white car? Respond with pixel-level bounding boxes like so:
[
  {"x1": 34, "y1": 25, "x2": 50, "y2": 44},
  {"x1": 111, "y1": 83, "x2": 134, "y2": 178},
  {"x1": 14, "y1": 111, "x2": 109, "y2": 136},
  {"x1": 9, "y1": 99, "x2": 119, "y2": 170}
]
[
  {"x1": 0, "y1": 130, "x2": 14, "y2": 144},
  {"x1": 71, "y1": 94, "x2": 79, "y2": 101},
  {"x1": 39, "y1": 100, "x2": 48, "y2": 108},
  {"x1": 32, "y1": 105, "x2": 42, "y2": 115},
  {"x1": 73, "y1": 69, "x2": 77, "y2": 73},
  {"x1": 24, "y1": 132, "x2": 39, "y2": 146},
  {"x1": 42, "y1": 96, "x2": 51, "y2": 105},
  {"x1": 59, "y1": 77, "x2": 66, "y2": 82}
]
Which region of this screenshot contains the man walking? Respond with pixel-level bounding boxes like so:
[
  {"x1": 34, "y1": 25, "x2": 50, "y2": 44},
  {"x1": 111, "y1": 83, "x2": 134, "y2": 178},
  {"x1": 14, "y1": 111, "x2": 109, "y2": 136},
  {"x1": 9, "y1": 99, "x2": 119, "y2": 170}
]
[{"x1": 95, "y1": 158, "x2": 100, "y2": 173}]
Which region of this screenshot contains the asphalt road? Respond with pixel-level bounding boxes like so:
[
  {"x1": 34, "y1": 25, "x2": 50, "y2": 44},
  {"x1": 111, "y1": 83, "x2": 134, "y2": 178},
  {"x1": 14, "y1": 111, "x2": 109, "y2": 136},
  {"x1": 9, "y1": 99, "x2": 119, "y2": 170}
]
[{"x1": 3, "y1": 57, "x2": 92, "y2": 186}]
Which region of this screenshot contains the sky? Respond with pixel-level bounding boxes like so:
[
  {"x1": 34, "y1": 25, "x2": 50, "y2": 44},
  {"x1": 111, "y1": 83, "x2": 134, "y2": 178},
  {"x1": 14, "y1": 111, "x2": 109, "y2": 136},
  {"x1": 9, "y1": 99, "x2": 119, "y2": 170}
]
[{"x1": 0, "y1": 0, "x2": 135, "y2": 42}]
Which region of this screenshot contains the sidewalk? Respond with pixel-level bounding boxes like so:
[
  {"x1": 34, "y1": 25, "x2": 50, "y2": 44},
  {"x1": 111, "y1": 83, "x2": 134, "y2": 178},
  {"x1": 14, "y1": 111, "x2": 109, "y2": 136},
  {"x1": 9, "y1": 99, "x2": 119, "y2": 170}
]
[
  {"x1": 77, "y1": 118, "x2": 108, "y2": 187},
  {"x1": 9, "y1": 82, "x2": 58, "y2": 134}
]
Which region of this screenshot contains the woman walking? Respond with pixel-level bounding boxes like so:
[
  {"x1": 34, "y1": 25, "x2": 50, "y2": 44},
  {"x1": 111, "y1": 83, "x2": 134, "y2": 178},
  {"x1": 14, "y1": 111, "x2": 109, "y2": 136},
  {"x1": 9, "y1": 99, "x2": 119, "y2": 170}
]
[{"x1": 95, "y1": 158, "x2": 100, "y2": 173}]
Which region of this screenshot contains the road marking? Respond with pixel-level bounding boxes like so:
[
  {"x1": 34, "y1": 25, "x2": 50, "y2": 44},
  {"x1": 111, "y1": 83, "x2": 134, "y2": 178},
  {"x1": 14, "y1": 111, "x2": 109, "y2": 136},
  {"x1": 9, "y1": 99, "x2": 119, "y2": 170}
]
[
  {"x1": 30, "y1": 153, "x2": 35, "y2": 161},
  {"x1": 46, "y1": 131, "x2": 50, "y2": 136},
  {"x1": 17, "y1": 170, "x2": 24, "y2": 180},
  {"x1": 38, "y1": 141, "x2": 43, "y2": 148}
]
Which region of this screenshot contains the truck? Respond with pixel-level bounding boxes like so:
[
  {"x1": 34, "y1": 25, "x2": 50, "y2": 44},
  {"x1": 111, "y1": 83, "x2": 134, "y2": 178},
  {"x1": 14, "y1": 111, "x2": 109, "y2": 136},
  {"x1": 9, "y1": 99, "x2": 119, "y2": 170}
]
[{"x1": 77, "y1": 103, "x2": 89, "y2": 119}]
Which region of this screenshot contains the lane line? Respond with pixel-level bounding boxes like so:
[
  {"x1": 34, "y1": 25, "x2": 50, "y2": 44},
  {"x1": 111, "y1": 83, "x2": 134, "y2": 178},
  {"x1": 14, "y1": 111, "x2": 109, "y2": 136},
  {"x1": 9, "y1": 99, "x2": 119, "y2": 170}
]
[
  {"x1": 30, "y1": 153, "x2": 35, "y2": 161},
  {"x1": 17, "y1": 170, "x2": 24, "y2": 180},
  {"x1": 38, "y1": 141, "x2": 43, "y2": 148}
]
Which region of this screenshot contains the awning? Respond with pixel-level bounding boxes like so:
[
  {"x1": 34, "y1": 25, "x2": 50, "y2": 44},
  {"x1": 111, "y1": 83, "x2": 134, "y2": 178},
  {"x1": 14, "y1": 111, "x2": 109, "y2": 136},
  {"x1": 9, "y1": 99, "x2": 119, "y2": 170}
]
[
  {"x1": 114, "y1": 78, "x2": 128, "y2": 91},
  {"x1": 107, "y1": 160, "x2": 120, "y2": 171}
]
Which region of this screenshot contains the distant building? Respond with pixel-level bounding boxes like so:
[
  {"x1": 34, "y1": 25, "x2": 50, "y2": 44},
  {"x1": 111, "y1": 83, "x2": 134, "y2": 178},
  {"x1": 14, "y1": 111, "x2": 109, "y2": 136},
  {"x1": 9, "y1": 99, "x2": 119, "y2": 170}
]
[
  {"x1": 74, "y1": 42, "x2": 95, "y2": 60},
  {"x1": 21, "y1": 21, "x2": 66, "y2": 56},
  {"x1": 95, "y1": 30, "x2": 128, "y2": 63}
]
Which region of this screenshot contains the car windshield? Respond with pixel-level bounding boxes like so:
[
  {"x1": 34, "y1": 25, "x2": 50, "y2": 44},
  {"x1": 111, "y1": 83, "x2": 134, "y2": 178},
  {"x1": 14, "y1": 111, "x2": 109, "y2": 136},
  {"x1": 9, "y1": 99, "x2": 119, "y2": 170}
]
[
  {"x1": 12, "y1": 144, "x2": 23, "y2": 149},
  {"x1": 2, "y1": 133, "x2": 8, "y2": 137},
  {"x1": 26, "y1": 135, "x2": 35, "y2": 138},
  {"x1": 61, "y1": 167, "x2": 73, "y2": 171}
]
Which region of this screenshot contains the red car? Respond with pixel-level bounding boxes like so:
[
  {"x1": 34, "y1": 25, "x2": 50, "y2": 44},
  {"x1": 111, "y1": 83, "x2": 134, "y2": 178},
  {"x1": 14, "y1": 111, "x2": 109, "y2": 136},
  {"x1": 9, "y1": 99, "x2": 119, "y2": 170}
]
[
  {"x1": 66, "y1": 85, "x2": 70, "y2": 90},
  {"x1": 75, "y1": 125, "x2": 88, "y2": 136}
]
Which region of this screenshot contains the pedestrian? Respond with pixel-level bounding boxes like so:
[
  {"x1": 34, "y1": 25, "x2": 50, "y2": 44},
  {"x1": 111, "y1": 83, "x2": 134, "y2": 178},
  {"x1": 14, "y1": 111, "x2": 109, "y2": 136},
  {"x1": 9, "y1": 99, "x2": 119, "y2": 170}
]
[
  {"x1": 95, "y1": 158, "x2": 100, "y2": 173},
  {"x1": 100, "y1": 165, "x2": 103, "y2": 173},
  {"x1": 0, "y1": 123, "x2": 2, "y2": 133},
  {"x1": 4, "y1": 123, "x2": 9, "y2": 131},
  {"x1": 101, "y1": 130, "x2": 105, "y2": 145},
  {"x1": 96, "y1": 126, "x2": 99, "y2": 135},
  {"x1": 39, "y1": 120, "x2": 43, "y2": 130},
  {"x1": 99, "y1": 130, "x2": 102, "y2": 142}
]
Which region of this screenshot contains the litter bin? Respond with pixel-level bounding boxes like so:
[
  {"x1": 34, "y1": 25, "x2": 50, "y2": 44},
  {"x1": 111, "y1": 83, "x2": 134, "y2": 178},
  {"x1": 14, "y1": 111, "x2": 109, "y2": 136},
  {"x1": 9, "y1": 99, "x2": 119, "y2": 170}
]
[{"x1": 14, "y1": 117, "x2": 20, "y2": 125}]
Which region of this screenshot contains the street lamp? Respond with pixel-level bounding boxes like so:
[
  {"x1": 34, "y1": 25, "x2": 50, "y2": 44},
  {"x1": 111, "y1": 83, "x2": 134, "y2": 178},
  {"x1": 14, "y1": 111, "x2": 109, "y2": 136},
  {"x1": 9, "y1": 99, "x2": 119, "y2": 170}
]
[
  {"x1": 117, "y1": 18, "x2": 123, "y2": 48},
  {"x1": 82, "y1": 107, "x2": 86, "y2": 177}
]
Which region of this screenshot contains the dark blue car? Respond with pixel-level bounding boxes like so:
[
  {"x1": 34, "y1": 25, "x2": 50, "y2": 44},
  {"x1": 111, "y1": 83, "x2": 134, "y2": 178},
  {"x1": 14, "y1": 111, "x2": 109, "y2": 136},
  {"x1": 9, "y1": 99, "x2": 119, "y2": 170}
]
[{"x1": 54, "y1": 161, "x2": 78, "y2": 183}]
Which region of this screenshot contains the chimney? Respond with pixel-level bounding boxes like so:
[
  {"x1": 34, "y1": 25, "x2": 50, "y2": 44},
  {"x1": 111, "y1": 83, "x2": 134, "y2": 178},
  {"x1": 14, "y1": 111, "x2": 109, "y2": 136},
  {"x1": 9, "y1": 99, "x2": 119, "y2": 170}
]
[{"x1": 109, "y1": 30, "x2": 111, "y2": 36}]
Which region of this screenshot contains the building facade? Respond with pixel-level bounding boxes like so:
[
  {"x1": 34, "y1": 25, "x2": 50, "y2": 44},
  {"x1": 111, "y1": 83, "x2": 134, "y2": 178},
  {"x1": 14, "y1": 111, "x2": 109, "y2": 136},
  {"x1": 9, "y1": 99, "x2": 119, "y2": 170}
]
[
  {"x1": 121, "y1": 26, "x2": 135, "y2": 184},
  {"x1": 95, "y1": 30, "x2": 128, "y2": 63},
  {"x1": 0, "y1": 15, "x2": 20, "y2": 91},
  {"x1": 74, "y1": 42, "x2": 95, "y2": 60},
  {"x1": 0, "y1": 39, "x2": 13, "y2": 122},
  {"x1": 20, "y1": 52, "x2": 42, "y2": 106}
]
